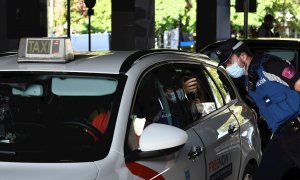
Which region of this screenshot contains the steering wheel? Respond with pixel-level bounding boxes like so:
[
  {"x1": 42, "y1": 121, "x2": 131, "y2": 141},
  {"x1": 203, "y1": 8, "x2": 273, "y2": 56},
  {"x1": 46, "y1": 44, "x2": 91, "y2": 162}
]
[{"x1": 59, "y1": 121, "x2": 103, "y2": 142}]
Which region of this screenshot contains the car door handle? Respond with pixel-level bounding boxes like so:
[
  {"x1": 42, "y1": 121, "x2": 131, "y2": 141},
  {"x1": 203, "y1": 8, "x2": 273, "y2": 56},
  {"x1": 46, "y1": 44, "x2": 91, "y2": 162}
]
[
  {"x1": 228, "y1": 124, "x2": 237, "y2": 134},
  {"x1": 188, "y1": 146, "x2": 203, "y2": 160}
]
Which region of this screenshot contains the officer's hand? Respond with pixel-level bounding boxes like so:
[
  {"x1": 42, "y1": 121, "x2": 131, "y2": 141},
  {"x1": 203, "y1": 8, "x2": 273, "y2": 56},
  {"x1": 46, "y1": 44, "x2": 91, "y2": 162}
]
[{"x1": 294, "y1": 78, "x2": 300, "y2": 92}]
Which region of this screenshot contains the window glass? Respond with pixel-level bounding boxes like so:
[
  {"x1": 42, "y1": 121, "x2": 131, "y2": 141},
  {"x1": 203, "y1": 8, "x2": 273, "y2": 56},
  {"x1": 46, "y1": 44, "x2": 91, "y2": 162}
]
[
  {"x1": 205, "y1": 66, "x2": 236, "y2": 104},
  {"x1": 52, "y1": 77, "x2": 117, "y2": 96},
  {"x1": 173, "y1": 64, "x2": 217, "y2": 120},
  {"x1": 0, "y1": 72, "x2": 125, "y2": 162},
  {"x1": 202, "y1": 69, "x2": 224, "y2": 108},
  {"x1": 128, "y1": 65, "x2": 192, "y2": 151},
  {"x1": 252, "y1": 49, "x2": 298, "y2": 68},
  {"x1": 202, "y1": 50, "x2": 219, "y2": 63}
]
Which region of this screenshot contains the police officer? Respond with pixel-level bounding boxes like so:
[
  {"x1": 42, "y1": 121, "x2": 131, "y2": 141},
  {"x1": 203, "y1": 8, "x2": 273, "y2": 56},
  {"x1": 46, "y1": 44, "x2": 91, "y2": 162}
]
[{"x1": 215, "y1": 38, "x2": 300, "y2": 180}]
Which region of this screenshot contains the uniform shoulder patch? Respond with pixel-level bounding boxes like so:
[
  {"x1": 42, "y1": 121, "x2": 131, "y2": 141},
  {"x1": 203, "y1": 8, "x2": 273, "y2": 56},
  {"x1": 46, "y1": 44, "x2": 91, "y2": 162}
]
[{"x1": 282, "y1": 66, "x2": 296, "y2": 79}]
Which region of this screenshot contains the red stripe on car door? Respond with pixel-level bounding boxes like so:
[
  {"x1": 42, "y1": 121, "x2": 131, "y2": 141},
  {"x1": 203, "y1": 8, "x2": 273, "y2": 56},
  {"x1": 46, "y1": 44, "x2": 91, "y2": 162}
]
[{"x1": 126, "y1": 162, "x2": 165, "y2": 180}]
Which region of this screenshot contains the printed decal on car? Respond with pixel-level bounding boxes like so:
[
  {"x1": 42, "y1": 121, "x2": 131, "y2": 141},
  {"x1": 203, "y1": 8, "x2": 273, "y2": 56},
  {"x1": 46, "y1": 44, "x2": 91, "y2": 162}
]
[
  {"x1": 208, "y1": 153, "x2": 232, "y2": 179},
  {"x1": 184, "y1": 170, "x2": 190, "y2": 180},
  {"x1": 210, "y1": 163, "x2": 232, "y2": 180},
  {"x1": 126, "y1": 162, "x2": 165, "y2": 180}
]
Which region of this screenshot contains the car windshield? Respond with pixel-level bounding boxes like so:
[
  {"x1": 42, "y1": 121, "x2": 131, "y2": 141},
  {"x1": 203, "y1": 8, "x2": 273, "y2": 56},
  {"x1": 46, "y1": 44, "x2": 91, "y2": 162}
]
[{"x1": 0, "y1": 72, "x2": 125, "y2": 162}]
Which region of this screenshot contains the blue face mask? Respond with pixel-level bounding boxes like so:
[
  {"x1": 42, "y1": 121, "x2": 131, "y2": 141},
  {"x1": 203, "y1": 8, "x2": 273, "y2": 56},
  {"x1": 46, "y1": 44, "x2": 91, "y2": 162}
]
[{"x1": 226, "y1": 62, "x2": 245, "y2": 78}]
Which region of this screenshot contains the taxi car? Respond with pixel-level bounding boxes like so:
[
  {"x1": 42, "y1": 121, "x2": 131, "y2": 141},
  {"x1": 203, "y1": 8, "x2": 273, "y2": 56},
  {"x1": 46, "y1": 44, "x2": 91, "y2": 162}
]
[{"x1": 0, "y1": 37, "x2": 261, "y2": 180}]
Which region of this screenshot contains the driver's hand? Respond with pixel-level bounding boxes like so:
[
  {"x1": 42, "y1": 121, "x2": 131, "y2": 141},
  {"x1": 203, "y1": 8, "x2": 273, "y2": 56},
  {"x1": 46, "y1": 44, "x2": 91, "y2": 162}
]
[{"x1": 183, "y1": 78, "x2": 197, "y2": 93}]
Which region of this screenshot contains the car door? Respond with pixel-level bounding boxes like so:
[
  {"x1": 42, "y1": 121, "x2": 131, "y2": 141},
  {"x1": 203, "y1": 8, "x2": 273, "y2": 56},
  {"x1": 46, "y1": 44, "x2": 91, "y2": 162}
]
[
  {"x1": 172, "y1": 63, "x2": 241, "y2": 180},
  {"x1": 204, "y1": 65, "x2": 242, "y2": 179},
  {"x1": 125, "y1": 64, "x2": 206, "y2": 180}
]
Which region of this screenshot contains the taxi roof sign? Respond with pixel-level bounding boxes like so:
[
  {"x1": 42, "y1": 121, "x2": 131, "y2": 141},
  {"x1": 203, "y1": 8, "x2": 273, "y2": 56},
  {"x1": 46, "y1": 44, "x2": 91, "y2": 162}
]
[{"x1": 18, "y1": 37, "x2": 74, "y2": 63}]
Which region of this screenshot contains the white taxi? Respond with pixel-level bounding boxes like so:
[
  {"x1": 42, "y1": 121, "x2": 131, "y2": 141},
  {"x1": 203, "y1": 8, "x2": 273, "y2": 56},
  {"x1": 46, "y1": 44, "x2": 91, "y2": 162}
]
[{"x1": 0, "y1": 38, "x2": 261, "y2": 180}]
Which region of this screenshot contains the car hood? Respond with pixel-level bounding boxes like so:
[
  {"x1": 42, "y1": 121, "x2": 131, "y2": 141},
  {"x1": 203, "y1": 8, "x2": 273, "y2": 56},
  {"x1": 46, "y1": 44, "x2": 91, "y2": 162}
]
[{"x1": 0, "y1": 161, "x2": 99, "y2": 180}]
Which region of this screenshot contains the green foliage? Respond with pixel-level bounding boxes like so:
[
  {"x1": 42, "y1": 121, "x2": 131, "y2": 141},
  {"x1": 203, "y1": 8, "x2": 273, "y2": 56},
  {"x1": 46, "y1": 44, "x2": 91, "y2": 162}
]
[
  {"x1": 230, "y1": 0, "x2": 300, "y2": 37},
  {"x1": 52, "y1": 0, "x2": 300, "y2": 38},
  {"x1": 52, "y1": 0, "x2": 68, "y2": 36},
  {"x1": 91, "y1": 0, "x2": 112, "y2": 33},
  {"x1": 230, "y1": 0, "x2": 273, "y2": 35},
  {"x1": 52, "y1": 0, "x2": 111, "y2": 36},
  {"x1": 70, "y1": 0, "x2": 111, "y2": 34},
  {"x1": 271, "y1": 0, "x2": 300, "y2": 36},
  {"x1": 155, "y1": 0, "x2": 196, "y2": 35},
  {"x1": 53, "y1": 0, "x2": 196, "y2": 37}
]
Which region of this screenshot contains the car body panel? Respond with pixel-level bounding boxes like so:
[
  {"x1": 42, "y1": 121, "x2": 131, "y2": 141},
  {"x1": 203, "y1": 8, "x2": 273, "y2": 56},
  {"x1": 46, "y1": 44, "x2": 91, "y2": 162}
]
[
  {"x1": 0, "y1": 51, "x2": 135, "y2": 73},
  {"x1": 192, "y1": 106, "x2": 241, "y2": 180},
  {"x1": 127, "y1": 129, "x2": 206, "y2": 180},
  {"x1": 0, "y1": 49, "x2": 260, "y2": 180},
  {"x1": 0, "y1": 162, "x2": 99, "y2": 180}
]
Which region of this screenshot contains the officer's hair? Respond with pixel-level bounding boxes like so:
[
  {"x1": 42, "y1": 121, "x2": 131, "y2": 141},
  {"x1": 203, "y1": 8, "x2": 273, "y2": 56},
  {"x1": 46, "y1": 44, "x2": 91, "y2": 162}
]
[{"x1": 233, "y1": 43, "x2": 253, "y2": 58}]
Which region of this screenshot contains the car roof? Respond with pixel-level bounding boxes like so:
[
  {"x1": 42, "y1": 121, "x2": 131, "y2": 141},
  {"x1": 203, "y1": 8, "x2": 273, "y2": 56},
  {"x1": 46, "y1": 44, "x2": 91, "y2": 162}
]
[
  {"x1": 0, "y1": 50, "x2": 213, "y2": 74},
  {"x1": 201, "y1": 38, "x2": 300, "y2": 52},
  {"x1": 242, "y1": 38, "x2": 300, "y2": 48},
  {"x1": 0, "y1": 51, "x2": 136, "y2": 74}
]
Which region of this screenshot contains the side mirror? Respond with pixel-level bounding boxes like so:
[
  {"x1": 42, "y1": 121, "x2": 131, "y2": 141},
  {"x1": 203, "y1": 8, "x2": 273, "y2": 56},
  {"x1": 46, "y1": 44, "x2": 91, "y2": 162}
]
[{"x1": 139, "y1": 123, "x2": 188, "y2": 152}]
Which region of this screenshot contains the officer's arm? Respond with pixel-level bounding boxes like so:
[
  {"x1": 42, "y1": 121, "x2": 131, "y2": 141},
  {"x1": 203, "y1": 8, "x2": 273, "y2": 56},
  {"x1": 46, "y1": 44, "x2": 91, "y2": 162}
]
[
  {"x1": 294, "y1": 79, "x2": 300, "y2": 92},
  {"x1": 264, "y1": 59, "x2": 300, "y2": 92}
]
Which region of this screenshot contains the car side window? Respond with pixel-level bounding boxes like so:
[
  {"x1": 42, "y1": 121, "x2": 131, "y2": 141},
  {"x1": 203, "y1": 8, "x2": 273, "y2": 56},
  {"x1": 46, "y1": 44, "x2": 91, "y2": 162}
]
[
  {"x1": 201, "y1": 50, "x2": 221, "y2": 64},
  {"x1": 173, "y1": 64, "x2": 217, "y2": 120},
  {"x1": 252, "y1": 49, "x2": 298, "y2": 69},
  {"x1": 202, "y1": 68, "x2": 224, "y2": 109},
  {"x1": 205, "y1": 65, "x2": 236, "y2": 104},
  {"x1": 127, "y1": 64, "x2": 191, "y2": 151}
]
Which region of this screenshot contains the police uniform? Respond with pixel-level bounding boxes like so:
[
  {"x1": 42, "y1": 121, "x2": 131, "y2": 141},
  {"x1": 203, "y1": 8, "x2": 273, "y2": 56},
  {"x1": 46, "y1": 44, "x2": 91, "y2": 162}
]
[
  {"x1": 215, "y1": 38, "x2": 300, "y2": 180},
  {"x1": 248, "y1": 54, "x2": 300, "y2": 180}
]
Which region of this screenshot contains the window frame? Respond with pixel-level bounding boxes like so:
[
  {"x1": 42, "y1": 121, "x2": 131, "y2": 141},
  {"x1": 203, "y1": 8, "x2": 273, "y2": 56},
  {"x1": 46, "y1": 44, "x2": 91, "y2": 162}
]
[{"x1": 203, "y1": 64, "x2": 237, "y2": 104}]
